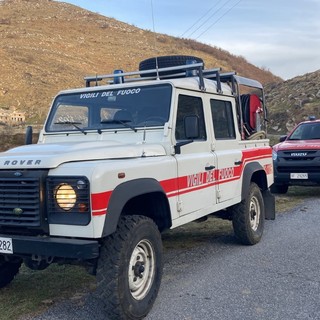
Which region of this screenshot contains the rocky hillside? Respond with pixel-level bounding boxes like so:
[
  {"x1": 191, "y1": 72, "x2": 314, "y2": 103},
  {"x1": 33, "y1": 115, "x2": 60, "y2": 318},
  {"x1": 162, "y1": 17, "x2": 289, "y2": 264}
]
[
  {"x1": 265, "y1": 70, "x2": 320, "y2": 134},
  {"x1": 0, "y1": 0, "x2": 280, "y2": 126}
]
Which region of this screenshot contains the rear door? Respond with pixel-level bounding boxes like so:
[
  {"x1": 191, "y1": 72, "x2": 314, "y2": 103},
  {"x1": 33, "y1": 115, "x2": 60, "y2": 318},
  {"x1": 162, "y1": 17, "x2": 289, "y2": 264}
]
[{"x1": 209, "y1": 98, "x2": 242, "y2": 203}]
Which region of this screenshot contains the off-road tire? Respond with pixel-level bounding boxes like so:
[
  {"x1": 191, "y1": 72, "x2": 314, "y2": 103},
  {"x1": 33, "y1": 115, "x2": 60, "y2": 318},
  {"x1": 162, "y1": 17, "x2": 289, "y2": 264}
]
[
  {"x1": 139, "y1": 55, "x2": 203, "y2": 77},
  {"x1": 270, "y1": 183, "x2": 288, "y2": 194},
  {"x1": 96, "y1": 215, "x2": 163, "y2": 320},
  {"x1": 0, "y1": 256, "x2": 22, "y2": 288},
  {"x1": 231, "y1": 182, "x2": 265, "y2": 245}
]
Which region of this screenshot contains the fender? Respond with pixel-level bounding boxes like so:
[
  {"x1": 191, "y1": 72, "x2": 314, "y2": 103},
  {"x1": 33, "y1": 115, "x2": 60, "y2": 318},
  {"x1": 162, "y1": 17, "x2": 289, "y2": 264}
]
[
  {"x1": 241, "y1": 161, "x2": 275, "y2": 220},
  {"x1": 101, "y1": 178, "x2": 170, "y2": 237},
  {"x1": 241, "y1": 162, "x2": 266, "y2": 199}
]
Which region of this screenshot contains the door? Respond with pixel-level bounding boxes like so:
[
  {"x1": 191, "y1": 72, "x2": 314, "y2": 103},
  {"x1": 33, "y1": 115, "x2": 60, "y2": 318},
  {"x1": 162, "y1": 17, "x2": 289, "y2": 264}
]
[
  {"x1": 174, "y1": 93, "x2": 217, "y2": 216},
  {"x1": 210, "y1": 98, "x2": 242, "y2": 203}
]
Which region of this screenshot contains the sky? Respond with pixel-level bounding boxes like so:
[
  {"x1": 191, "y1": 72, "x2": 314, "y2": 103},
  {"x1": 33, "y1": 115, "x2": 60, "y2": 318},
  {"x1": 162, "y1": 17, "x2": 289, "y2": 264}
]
[{"x1": 56, "y1": 0, "x2": 320, "y2": 80}]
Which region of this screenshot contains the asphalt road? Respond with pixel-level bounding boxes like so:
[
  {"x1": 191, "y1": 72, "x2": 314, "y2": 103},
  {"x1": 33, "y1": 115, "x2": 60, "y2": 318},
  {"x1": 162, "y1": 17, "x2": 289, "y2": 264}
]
[{"x1": 27, "y1": 197, "x2": 320, "y2": 320}]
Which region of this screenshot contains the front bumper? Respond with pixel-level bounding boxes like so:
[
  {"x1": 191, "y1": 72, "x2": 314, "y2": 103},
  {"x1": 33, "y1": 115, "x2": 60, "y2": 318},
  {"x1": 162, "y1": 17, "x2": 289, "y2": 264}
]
[
  {"x1": 274, "y1": 171, "x2": 320, "y2": 186},
  {"x1": 273, "y1": 153, "x2": 320, "y2": 186},
  {"x1": 0, "y1": 234, "x2": 100, "y2": 260}
]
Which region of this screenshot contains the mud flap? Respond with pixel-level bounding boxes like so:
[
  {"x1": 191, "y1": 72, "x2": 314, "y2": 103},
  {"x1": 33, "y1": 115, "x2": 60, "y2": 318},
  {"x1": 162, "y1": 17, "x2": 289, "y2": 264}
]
[{"x1": 262, "y1": 189, "x2": 276, "y2": 220}]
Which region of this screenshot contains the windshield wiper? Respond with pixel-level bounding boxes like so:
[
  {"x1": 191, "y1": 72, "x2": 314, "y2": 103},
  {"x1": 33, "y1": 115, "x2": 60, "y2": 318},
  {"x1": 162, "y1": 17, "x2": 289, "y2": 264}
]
[
  {"x1": 101, "y1": 120, "x2": 137, "y2": 132},
  {"x1": 54, "y1": 121, "x2": 87, "y2": 135}
]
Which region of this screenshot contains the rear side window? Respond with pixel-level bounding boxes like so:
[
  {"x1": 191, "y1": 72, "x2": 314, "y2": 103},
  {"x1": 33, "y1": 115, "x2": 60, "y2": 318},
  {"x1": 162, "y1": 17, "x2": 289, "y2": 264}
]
[
  {"x1": 210, "y1": 99, "x2": 236, "y2": 139},
  {"x1": 175, "y1": 95, "x2": 206, "y2": 140}
]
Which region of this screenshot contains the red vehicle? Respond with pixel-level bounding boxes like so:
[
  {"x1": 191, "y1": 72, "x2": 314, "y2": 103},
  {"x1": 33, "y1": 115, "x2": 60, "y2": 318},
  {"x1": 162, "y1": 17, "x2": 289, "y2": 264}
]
[{"x1": 272, "y1": 117, "x2": 320, "y2": 193}]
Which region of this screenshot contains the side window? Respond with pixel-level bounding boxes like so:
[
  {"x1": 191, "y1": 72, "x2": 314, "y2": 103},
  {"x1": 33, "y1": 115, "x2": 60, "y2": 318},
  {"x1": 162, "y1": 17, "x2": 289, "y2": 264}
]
[
  {"x1": 210, "y1": 99, "x2": 236, "y2": 139},
  {"x1": 175, "y1": 95, "x2": 206, "y2": 140}
]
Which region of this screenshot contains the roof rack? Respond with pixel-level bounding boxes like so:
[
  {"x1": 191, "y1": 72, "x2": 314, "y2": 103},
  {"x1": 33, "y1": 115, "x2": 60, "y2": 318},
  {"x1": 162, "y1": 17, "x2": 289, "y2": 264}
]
[
  {"x1": 84, "y1": 62, "x2": 263, "y2": 94},
  {"x1": 85, "y1": 63, "x2": 217, "y2": 91}
]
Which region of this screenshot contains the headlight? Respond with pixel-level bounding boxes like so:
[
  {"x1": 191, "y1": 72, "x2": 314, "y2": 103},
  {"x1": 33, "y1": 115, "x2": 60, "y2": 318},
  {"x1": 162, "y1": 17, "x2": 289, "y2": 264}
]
[
  {"x1": 272, "y1": 150, "x2": 278, "y2": 161},
  {"x1": 47, "y1": 176, "x2": 91, "y2": 226},
  {"x1": 55, "y1": 183, "x2": 77, "y2": 211}
]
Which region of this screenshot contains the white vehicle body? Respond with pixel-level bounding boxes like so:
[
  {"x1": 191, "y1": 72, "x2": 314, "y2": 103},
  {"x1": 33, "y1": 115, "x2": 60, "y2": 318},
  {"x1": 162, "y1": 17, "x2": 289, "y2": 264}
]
[
  {"x1": 0, "y1": 77, "x2": 273, "y2": 237},
  {"x1": 0, "y1": 56, "x2": 275, "y2": 320}
]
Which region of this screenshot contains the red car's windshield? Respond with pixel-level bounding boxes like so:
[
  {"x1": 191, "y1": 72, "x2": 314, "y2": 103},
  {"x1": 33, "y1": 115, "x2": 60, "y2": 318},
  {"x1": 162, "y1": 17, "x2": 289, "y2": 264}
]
[{"x1": 288, "y1": 122, "x2": 320, "y2": 140}]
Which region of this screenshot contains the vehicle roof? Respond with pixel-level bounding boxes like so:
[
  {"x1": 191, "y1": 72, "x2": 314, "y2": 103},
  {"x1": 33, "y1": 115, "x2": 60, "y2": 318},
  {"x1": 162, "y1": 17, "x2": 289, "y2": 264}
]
[
  {"x1": 57, "y1": 77, "x2": 233, "y2": 97},
  {"x1": 297, "y1": 119, "x2": 320, "y2": 125}
]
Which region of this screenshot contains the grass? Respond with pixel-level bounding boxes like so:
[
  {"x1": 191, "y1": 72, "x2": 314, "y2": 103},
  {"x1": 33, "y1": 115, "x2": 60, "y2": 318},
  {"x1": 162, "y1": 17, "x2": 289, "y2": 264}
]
[
  {"x1": 275, "y1": 186, "x2": 320, "y2": 213},
  {"x1": 0, "y1": 186, "x2": 318, "y2": 319},
  {"x1": 162, "y1": 216, "x2": 233, "y2": 250},
  {"x1": 0, "y1": 264, "x2": 95, "y2": 320}
]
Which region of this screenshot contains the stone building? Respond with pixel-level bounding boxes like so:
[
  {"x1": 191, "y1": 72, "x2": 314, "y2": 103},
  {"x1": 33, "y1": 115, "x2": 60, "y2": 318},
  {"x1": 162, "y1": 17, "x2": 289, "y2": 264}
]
[{"x1": 0, "y1": 109, "x2": 25, "y2": 125}]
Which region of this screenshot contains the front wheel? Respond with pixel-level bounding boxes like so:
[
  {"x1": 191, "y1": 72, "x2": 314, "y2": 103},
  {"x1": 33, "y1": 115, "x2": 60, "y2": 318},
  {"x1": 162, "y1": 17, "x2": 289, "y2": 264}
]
[
  {"x1": 231, "y1": 183, "x2": 265, "y2": 245},
  {"x1": 96, "y1": 215, "x2": 163, "y2": 320}
]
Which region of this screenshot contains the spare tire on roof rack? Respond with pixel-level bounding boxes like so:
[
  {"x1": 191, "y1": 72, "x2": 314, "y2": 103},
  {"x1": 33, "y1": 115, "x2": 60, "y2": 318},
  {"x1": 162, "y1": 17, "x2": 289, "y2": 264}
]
[{"x1": 139, "y1": 55, "x2": 204, "y2": 78}]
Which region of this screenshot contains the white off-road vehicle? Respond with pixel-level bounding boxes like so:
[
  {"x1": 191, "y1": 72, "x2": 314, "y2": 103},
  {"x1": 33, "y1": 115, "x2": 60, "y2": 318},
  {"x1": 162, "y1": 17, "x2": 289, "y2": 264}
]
[{"x1": 0, "y1": 56, "x2": 275, "y2": 319}]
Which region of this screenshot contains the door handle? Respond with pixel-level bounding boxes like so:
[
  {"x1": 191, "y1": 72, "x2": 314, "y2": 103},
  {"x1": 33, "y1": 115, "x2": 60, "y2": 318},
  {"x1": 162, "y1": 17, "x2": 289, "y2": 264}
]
[
  {"x1": 234, "y1": 161, "x2": 242, "y2": 165},
  {"x1": 205, "y1": 165, "x2": 215, "y2": 170}
]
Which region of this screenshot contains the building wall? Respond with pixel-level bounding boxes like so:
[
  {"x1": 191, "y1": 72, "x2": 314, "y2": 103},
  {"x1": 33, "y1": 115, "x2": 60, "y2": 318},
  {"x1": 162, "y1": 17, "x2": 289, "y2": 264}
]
[{"x1": 0, "y1": 110, "x2": 25, "y2": 125}]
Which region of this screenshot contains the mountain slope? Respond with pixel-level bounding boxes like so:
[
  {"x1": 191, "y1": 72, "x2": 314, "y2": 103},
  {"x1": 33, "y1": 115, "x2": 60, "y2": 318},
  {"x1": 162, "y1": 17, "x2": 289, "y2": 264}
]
[
  {"x1": 265, "y1": 70, "x2": 320, "y2": 134},
  {"x1": 0, "y1": 0, "x2": 281, "y2": 124}
]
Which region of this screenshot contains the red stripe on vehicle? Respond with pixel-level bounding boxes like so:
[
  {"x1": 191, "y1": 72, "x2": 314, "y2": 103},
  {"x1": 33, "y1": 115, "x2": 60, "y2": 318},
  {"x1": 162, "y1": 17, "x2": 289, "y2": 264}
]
[
  {"x1": 160, "y1": 178, "x2": 179, "y2": 194},
  {"x1": 90, "y1": 147, "x2": 272, "y2": 215},
  {"x1": 91, "y1": 191, "x2": 112, "y2": 216}
]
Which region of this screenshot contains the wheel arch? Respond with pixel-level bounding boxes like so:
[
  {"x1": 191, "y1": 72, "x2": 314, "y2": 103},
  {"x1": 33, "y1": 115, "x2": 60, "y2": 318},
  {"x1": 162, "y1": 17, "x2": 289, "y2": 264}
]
[
  {"x1": 241, "y1": 162, "x2": 275, "y2": 220},
  {"x1": 242, "y1": 162, "x2": 267, "y2": 198},
  {"x1": 102, "y1": 178, "x2": 172, "y2": 237}
]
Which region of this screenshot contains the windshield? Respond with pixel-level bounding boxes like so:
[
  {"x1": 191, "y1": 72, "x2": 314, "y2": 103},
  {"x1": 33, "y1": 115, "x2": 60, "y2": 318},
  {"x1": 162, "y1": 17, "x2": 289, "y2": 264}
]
[
  {"x1": 46, "y1": 84, "x2": 172, "y2": 132},
  {"x1": 288, "y1": 122, "x2": 320, "y2": 140}
]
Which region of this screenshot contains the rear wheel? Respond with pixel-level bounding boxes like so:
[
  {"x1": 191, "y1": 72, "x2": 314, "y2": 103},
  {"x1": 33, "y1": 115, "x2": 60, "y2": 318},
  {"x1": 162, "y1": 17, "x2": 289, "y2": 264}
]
[
  {"x1": 96, "y1": 215, "x2": 163, "y2": 320},
  {"x1": 231, "y1": 183, "x2": 265, "y2": 245},
  {"x1": 0, "y1": 256, "x2": 22, "y2": 288}
]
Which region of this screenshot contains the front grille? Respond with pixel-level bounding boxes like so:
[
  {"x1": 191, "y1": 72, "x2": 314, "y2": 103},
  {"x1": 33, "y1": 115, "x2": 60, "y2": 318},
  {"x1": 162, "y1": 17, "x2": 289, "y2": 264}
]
[
  {"x1": 278, "y1": 166, "x2": 319, "y2": 173},
  {"x1": 285, "y1": 157, "x2": 315, "y2": 161},
  {"x1": 281, "y1": 150, "x2": 318, "y2": 162},
  {"x1": 0, "y1": 178, "x2": 40, "y2": 226},
  {"x1": 277, "y1": 150, "x2": 320, "y2": 174},
  {"x1": 0, "y1": 170, "x2": 48, "y2": 231}
]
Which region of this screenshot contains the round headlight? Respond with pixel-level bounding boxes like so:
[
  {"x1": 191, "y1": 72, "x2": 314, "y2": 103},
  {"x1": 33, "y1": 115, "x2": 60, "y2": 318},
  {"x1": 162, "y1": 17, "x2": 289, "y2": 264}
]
[{"x1": 55, "y1": 184, "x2": 76, "y2": 211}]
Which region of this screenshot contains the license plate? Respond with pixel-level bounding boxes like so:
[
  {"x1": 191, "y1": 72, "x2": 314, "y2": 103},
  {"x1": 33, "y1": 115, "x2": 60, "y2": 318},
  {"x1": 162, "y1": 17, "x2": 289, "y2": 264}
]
[
  {"x1": 0, "y1": 237, "x2": 13, "y2": 254},
  {"x1": 290, "y1": 173, "x2": 308, "y2": 179}
]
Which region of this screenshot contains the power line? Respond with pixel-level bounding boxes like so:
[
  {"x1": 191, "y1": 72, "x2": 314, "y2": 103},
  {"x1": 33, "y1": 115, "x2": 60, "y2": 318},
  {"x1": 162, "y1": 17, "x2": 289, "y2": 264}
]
[
  {"x1": 180, "y1": 0, "x2": 224, "y2": 38},
  {"x1": 195, "y1": 0, "x2": 242, "y2": 40},
  {"x1": 185, "y1": 0, "x2": 236, "y2": 39}
]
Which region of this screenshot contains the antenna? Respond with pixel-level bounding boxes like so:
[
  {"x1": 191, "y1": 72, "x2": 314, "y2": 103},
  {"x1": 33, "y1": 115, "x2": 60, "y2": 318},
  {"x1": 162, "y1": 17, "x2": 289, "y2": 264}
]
[{"x1": 150, "y1": 0, "x2": 160, "y2": 80}]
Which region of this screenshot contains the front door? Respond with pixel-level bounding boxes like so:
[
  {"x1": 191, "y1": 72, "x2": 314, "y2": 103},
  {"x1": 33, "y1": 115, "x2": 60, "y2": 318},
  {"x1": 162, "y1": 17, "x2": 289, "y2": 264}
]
[{"x1": 174, "y1": 93, "x2": 217, "y2": 216}]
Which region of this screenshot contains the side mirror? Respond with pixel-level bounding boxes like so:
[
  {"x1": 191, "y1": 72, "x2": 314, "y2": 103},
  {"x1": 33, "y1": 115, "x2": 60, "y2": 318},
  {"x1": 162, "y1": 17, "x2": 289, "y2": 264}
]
[
  {"x1": 279, "y1": 135, "x2": 287, "y2": 142},
  {"x1": 25, "y1": 126, "x2": 33, "y2": 145},
  {"x1": 174, "y1": 116, "x2": 200, "y2": 154},
  {"x1": 184, "y1": 115, "x2": 200, "y2": 139}
]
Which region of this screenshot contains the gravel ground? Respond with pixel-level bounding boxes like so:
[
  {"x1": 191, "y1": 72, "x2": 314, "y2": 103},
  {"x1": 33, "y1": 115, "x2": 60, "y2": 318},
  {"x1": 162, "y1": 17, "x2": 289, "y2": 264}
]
[{"x1": 23, "y1": 198, "x2": 320, "y2": 320}]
